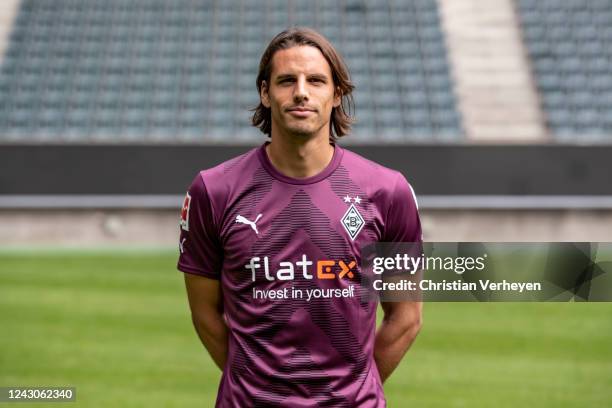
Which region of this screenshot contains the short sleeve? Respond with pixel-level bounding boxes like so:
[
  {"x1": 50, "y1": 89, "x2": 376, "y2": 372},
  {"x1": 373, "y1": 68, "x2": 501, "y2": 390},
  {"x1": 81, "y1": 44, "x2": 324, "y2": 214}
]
[
  {"x1": 176, "y1": 173, "x2": 223, "y2": 279},
  {"x1": 382, "y1": 172, "x2": 423, "y2": 243}
]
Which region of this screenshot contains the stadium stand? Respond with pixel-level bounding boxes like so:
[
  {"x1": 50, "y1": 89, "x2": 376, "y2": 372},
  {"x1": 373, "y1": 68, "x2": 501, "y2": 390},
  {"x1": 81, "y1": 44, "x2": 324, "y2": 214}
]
[
  {"x1": 2, "y1": 0, "x2": 612, "y2": 247},
  {"x1": 0, "y1": 0, "x2": 462, "y2": 144},
  {"x1": 516, "y1": 0, "x2": 612, "y2": 141},
  {"x1": 438, "y1": 0, "x2": 547, "y2": 142}
]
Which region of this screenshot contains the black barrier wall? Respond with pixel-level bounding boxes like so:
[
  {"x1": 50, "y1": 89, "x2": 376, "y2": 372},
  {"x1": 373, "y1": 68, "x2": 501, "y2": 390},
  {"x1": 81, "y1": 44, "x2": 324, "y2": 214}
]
[{"x1": 1, "y1": 145, "x2": 612, "y2": 195}]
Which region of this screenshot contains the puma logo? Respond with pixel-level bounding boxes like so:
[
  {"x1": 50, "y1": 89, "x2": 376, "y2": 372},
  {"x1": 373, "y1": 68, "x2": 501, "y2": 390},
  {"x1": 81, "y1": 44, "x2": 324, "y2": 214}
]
[{"x1": 235, "y1": 214, "x2": 263, "y2": 235}]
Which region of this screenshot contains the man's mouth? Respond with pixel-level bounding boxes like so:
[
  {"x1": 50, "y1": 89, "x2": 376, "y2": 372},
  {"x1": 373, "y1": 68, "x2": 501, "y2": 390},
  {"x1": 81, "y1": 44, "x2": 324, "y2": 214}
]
[{"x1": 287, "y1": 107, "x2": 316, "y2": 118}]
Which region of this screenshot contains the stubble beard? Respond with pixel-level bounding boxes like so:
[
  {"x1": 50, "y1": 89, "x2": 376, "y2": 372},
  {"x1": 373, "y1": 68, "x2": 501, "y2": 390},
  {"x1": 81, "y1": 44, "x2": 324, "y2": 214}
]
[{"x1": 281, "y1": 114, "x2": 329, "y2": 140}]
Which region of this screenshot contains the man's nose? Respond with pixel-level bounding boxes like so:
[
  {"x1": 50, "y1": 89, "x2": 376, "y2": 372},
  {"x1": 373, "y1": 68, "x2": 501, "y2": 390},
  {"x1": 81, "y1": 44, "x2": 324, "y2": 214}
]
[{"x1": 294, "y1": 77, "x2": 308, "y2": 101}]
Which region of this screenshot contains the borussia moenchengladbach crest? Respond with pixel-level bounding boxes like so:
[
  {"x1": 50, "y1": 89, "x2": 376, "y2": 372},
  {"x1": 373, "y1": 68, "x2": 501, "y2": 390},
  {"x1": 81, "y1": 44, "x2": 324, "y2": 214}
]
[{"x1": 341, "y1": 203, "x2": 365, "y2": 240}]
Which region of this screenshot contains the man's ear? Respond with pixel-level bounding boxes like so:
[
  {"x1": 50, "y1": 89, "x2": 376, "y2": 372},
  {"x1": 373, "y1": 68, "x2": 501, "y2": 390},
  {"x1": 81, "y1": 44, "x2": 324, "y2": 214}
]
[
  {"x1": 261, "y1": 81, "x2": 271, "y2": 108},
  {"x1": 333, "y1": 86, "x2": 342, "y2": 108}
]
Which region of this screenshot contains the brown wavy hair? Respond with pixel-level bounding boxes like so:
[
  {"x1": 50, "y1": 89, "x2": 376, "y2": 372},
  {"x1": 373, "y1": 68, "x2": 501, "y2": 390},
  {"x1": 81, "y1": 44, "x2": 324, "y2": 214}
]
[{"x1": 251, "y1": 27, "x2": 355, "y2": 141}]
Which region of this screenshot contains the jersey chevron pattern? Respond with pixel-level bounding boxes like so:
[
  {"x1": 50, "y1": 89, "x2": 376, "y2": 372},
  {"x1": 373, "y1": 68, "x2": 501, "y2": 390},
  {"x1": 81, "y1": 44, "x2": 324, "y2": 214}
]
[{"x1": 178, "y1": 141, "x2": 421, "y2": 407}]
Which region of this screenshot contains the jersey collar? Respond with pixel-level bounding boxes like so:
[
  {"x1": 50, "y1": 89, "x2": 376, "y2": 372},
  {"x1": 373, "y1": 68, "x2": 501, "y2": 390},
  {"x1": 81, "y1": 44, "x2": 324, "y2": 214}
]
[{"x1": 257, "y1": 140, "x2": 344, "y2": 185}]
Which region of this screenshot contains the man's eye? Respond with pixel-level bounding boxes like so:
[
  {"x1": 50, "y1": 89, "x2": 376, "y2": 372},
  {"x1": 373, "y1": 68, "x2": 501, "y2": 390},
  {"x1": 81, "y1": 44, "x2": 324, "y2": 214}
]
[{"x1": 279, "y1": 79, "x2": 294, "y2": 84}]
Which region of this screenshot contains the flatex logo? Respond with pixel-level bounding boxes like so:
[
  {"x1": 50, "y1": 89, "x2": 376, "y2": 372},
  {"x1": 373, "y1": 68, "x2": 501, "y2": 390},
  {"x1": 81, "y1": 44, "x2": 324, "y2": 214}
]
[{"x1": 245, "y1": 255, "x2": 357, "y2": 281}]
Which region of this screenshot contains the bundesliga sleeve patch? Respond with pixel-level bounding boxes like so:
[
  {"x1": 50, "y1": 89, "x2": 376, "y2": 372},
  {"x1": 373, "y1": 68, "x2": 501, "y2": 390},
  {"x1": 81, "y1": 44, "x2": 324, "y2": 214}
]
[{"x1": 180, "y1": 192, "x2": 191, "y2": 231}]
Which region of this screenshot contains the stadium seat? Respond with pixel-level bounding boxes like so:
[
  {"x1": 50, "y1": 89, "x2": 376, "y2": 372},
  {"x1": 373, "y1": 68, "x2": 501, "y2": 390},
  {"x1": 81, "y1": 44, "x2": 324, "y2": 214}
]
[
  {"x1": 516, "y1": 0, "x2": 612, "y2": 140},
  {"x1": 0, "y1": 0, "x2": 462, "y2": 143}
]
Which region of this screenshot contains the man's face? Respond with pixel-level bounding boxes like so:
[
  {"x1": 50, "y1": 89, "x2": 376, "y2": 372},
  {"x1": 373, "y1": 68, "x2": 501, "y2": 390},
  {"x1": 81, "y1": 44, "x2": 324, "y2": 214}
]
[{"x1": 261, "y1": 45, "x2": 341, "y2": 139}]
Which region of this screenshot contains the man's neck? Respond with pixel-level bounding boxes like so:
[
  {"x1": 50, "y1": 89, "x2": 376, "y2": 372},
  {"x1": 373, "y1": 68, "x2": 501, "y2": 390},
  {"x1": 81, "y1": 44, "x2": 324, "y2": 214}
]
[{"x1": 265, "y1": 134, "x2": 334, "y2": 179}]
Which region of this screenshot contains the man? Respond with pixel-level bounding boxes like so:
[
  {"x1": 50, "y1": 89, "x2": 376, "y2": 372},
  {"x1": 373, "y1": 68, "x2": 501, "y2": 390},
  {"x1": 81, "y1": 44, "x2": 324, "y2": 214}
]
[{"x1": 177, "y1": 27, "x2": 422, "y2": 407}]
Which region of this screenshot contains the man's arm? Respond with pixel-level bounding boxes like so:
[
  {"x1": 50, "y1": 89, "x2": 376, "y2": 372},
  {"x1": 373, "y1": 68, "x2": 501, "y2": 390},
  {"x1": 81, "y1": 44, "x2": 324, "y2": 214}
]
[
  {"x1": 184, "y1": 273, "x2": 228, "y2": 371},
  {"x1": 374, "y1": 300, "x2": 422, "y2": 383}
]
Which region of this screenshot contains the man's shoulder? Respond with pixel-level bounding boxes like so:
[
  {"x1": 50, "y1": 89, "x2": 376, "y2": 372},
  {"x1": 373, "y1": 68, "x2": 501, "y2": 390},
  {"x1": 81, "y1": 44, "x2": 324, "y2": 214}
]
[
  {"x1": 339, "y1": 146, "x2": 404, "y2": 191},
  {"x1": 197, "y1": 145, "x2": 261, "y2": 191},
  {"x1": 186, "y1": 145, "x2": 263, "y2": 221}
]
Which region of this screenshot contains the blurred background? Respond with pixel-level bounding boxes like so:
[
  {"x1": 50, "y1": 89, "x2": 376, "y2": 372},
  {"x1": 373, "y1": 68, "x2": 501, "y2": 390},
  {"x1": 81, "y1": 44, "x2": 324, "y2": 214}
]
[
  {"x1": 1, "y1": 0, "x2": 612, "y2": 246},
  {"x1": 0, "y1": 1, "x2": 611, "y2": 407}
]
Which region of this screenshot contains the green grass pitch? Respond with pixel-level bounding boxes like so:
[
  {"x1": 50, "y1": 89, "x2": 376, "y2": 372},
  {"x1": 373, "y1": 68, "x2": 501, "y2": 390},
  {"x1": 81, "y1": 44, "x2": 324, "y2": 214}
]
[{"x1": 0, "y1": 251, "x2": 610, "y2": 407}]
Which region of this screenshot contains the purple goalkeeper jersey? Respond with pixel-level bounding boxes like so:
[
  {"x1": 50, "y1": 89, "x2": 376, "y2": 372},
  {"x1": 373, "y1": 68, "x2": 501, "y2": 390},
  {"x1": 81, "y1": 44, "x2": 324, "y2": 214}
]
[{"x1": 177, "y1": 141, "x2": 421, "y2": 407}]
